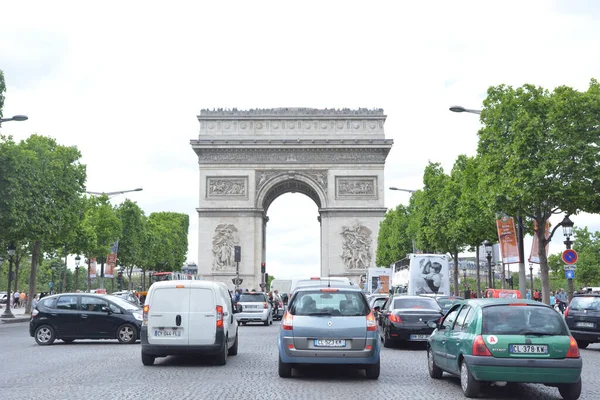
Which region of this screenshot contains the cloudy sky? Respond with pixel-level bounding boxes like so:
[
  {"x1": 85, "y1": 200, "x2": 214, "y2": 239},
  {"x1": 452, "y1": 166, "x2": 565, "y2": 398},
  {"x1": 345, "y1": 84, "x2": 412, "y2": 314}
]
[{"x1": 2, "y1": 1, "x2": 599, "y2": 280}]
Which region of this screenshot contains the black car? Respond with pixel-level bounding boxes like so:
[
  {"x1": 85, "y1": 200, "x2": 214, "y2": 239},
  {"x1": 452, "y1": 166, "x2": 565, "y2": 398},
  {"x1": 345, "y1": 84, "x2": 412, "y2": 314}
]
[
  {"x1": 376, "y1": 295, "x2": 443, "y2": 347},
  {"x1": 565, "y1": 293, "x2": 600, "y2": 348},
  {"x1": 30, "y1": 293, "x2": 143, "y2": 346}
]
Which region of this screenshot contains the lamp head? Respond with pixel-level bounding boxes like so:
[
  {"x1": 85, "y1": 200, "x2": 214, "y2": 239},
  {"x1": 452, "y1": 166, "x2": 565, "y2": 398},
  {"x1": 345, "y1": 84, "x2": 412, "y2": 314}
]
[
  {"x1": 449, "y1": 105, "x2": 467, "y2": 113},
  {"x1": 482, "y1": 239, "x2": 492, "y2": 253},
  {"x1": 8, "y1": 242, "x2": 16, "y2": 257},
  {"x1": 75, "y1": 255, "x2": 81, "y2": 267},
  {"x1": 561, "y1": 215, "x2": 574, "y2": 237}
]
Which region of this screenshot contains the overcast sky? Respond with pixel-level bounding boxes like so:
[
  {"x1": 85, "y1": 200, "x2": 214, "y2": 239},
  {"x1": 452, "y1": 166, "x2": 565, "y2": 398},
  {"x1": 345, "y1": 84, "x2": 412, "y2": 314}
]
[{"x1": 2, "y1": 1, "x2": 599, "y2": 279}]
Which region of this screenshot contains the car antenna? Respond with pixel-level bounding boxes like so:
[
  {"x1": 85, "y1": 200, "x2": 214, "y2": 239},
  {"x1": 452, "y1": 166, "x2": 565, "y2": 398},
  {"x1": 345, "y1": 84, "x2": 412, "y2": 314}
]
[{"x1": 328, "y1": 264, "x2": 331, "y2": 288}]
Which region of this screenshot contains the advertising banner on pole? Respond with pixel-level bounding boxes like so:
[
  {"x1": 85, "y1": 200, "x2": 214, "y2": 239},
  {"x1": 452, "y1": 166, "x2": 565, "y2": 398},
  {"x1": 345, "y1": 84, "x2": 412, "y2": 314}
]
[
  {"x1": 496, "y1": 214, "x2": 520, "y2": 264},
  {"x1": 89, "y1": 257, "x2": 97, "y2": 278},
  {"x1": 529, "y1": 220, "x2": 550, "y2": 264},
  {"x1": 104, "y1": 241, "x2": 119, "y2": 278}
]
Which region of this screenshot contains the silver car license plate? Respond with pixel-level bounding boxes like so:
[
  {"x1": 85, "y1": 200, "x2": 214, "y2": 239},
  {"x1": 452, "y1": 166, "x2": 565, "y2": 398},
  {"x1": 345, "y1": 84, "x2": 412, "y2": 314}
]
[{"x1": 314, "y1": 339, "x2": 346, "y2": 347}]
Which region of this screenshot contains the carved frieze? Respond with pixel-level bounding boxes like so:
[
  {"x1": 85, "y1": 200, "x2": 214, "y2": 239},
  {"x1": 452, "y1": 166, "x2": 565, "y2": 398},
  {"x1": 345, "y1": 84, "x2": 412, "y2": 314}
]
[
  {"x1": 255, "y1": 169, "x2": 328, "y2": 191},
  {"x1": 212, "y1": 224, "x2": 240, "y2": 271},
  {"x1": 199, "y1": 108, "x2": 385, "y2": 116},
  {"x1": 340, "y1": 222, "x2": 372, "y2": 270},
  {"x1": 336, "y1": 176, "x2": 377, "y2": 198},
  {"x1": 196, "y1": 149, "x2": 388, "y2": 164},
  {"x1": 207, "y1": 177, "x2": 248, "y2": 198}
]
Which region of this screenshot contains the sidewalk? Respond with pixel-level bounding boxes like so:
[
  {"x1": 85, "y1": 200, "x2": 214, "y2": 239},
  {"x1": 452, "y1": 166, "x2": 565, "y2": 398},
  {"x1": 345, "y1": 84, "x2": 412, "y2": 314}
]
[{"x1": 0, "y1": 304, "x2": 30, "y2": 324}]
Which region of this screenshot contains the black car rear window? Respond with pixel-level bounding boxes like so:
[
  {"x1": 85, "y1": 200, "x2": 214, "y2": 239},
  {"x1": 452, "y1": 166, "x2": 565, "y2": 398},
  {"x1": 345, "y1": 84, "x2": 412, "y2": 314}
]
[
  {"x1": 393, "y1": 298, "x2": 440, "y2": 310},
  {"x1": 482, "y1": 305, "x2": 567, "y2": 335},
  {"x1": 290, "y1": 290, "x2": 369, "y2": 316},
  {"x1": 570, "y1": 296, "x2": 600, "y2": 311},
  {"x1": 437, "y1": 298, "x2": 462, "y2": 309},
  {"x1": 239, "y1": 293, "x2": 266, "y2": 302}
]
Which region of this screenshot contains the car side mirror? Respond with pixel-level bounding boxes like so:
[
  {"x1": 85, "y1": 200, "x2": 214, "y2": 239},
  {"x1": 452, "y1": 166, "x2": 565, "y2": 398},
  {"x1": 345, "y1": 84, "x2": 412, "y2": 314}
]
[
  {"x1": 101, "y1": 306, "x2": 112, "y2": 314},
  {"x1": 373, "y1": 306, "x2": 381, "y2": 313},
  {"x1": 427, "y1": 320, "x2": 439, "y2": 329},
  {"x1": 235, "y1": 304, "x2": 242, "y2": 313}
]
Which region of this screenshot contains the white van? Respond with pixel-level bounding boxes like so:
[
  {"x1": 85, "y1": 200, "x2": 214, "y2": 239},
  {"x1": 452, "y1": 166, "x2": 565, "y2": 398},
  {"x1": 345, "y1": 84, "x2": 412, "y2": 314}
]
[
  {"x1": 290, "y1": 277, "x2": 355, "y2": 293},
  {"x1": 269, "y1": 279, "x2": 292, "y2": 295},
  {"x1": 141, "y1": 280, "x2": 239, "y2": 366}
]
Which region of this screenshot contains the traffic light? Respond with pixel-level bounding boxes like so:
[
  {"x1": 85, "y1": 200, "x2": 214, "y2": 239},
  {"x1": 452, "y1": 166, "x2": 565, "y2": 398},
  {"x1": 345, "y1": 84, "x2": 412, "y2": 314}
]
[
  {"x1": 264, "y1": 273, "x2": 269, "y2": 285},
  {"x1": 261, "y1": 262, "x2": 266, "y2": 274},
  {"x1": 234, "y1": 246, "x2": 241, "y2": 262},
  {"x1": 117, "y1": 271, "x2": 123, "y2": 290}
]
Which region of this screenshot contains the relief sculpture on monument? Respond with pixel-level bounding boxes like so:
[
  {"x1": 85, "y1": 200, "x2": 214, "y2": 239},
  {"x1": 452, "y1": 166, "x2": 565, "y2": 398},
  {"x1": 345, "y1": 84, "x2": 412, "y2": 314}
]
[
  {"x1": 338, "y1": 178, "x2": 376, "y2": 196},
  {"x1": 212, "y1": 224, "x2": 240, "y2": 271},
  {"x1": 340, "y1": 222, "x2": 372, "y2": 270},
  {"x1": 208, "y1": 178, "x2": 247, "y2": 197}
]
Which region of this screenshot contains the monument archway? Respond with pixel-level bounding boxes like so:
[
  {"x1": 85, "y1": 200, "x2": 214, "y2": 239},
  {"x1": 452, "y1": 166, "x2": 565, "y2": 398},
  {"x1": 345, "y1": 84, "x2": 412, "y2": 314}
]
[{"x1": 190, "y1": 108, "x2": 393, "y2": 290}]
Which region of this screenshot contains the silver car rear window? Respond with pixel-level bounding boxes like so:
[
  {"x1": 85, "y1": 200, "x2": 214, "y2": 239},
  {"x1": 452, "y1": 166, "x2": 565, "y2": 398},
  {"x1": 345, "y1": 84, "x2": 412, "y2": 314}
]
[
  {"x1": 239, "y1": 293, "x2": 266, "y2": 302},
  {"x1": 290, "y1": 291, "x2": 369, "y2": 316}
]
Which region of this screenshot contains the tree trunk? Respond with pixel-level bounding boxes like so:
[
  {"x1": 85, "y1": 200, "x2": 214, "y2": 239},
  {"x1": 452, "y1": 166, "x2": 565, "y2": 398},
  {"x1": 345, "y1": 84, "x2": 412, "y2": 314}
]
[
  {"x1": 453, "y1": 250, "x2": 459, "y2": 296},
  {"x1": 127, "y1": 266, "x2": 134, "y2": 290},
  {"x1": 475, "y1": 246, "x2": 481, "y2": 297},
  {"x1": 63, "y1": 254, "x2": 68, "y2": 293},
  {"x1": 538, "y1": 223, "x2": 551, "y2": 305},
  {"x1": 26, "y1": 241, "x2": 42, "y2": 315}
]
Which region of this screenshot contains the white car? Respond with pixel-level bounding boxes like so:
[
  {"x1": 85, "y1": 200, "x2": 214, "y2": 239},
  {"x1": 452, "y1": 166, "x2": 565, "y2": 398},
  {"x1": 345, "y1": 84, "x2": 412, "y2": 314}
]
[{"x1": 140, "y1": 280, "x2": 240, "y2": 366}]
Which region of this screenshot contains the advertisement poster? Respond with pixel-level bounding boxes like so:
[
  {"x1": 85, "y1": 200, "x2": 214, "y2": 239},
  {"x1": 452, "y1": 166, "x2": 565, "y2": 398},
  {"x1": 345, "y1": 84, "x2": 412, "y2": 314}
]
[
  {"x1": 367, "y1": 268, "x2": 391, "y2": 294},
  {"x1": 409, "y1": 254, "x2": 450, "y2": 295},
  {"x1": 89, "y1": 257, "x2": 97, "y2": 278},
  {"x1": 104, "y1": 241, "x2": 119, "y2": 278},
  {"x1": 529, "y1": 220, "x2": 550, "y2": 264},
  {"x1": 496, "y1": 214, "x2": 520, "y2": 264}
]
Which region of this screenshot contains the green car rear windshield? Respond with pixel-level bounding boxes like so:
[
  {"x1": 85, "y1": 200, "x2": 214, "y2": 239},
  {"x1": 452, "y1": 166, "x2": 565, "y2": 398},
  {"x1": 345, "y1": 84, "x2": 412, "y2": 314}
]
[
  {"x1": 290, "y1": 291, "x2": 369, "y2": 316},
  {"x1": 482, "y1": 305, "x2": 568, "y2": 335}
]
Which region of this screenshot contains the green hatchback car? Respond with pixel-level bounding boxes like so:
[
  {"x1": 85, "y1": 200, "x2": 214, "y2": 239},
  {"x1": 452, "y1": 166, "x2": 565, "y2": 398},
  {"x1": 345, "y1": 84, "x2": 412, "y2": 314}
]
[{"x1": 426, "y1": 299, "x2": 582, "y2": 399}]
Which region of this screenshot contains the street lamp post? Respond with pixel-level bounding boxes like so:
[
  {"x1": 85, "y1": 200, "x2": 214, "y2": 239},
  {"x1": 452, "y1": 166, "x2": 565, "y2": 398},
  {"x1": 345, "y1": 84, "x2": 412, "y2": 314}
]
[
  {"x1": 0, "y1": 255, "x2": 4, "y2": 309},
  {"x1": 529, "y1": 262, "x2": 534, "y2": 294},
  {"x1": 86, "y1": 188, "x2": 143, "y2": 199},
  {"x1": 483, "y1": 240, "x2": 493, "y2": 289},
  {"x1": 1, "y1": 243, "x2": 17, "y2": 318},
  {"x1": 75, "y1": 255, "x2": 81, "y2": 292},
  {"x1": 450, "y1": 106, "x2": 527, "y2": 298},
  {"x1": 562, "y1": 215, "x2": 575, "y2": 302}
]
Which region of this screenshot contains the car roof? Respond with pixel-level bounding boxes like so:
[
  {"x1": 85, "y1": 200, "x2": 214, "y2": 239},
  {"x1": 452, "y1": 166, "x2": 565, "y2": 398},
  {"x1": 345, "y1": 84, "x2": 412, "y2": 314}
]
[
  {"x1": 573, "y1": 293, "x2": 600, "y2": 297},
  {"x1": 293, "y1": 286, "x2": 364, "y2": 294},
  {"x1": 462, "y1": 298, "x2": 547, "y2": 307}
]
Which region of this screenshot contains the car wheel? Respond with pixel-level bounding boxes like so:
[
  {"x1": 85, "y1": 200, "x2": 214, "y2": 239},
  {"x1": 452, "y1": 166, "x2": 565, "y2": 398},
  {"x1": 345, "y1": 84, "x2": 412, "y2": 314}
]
[
  {"x1": 34, "y1": 325, "x2": 56, "y2": 346},
  {"x1": 278, "y1": 355, "x2": 292, "y2": 378},
  {"x1": 228, "y1": 332, "x2": 239, "y2": 356},
  {"x1": 116, "y1": 324, "x2": 137, "y2": 344},
  {"x1": 215, "y1": 336, "x2": 228, "y2": 366},
  {"x1": 577, "y1": 340, "x2": 589, "y2": 349},
  {"x1": 141, "y1": 352, "x2": 155, "y2": 366},
  {"x1": 365, "y1": 357, "x2": 380, "y2": 380},
  {"x1": 62, "y1": 339, "x2": 75, "y2": 344},
  {"x1": 558, "y1": 377, "x2": 582, "y2": 400},
  {"x1": 383, "y1": 329, "x2": 393, "y2": 348},
  {"x1": 427, "y1": 348, "x2": 443, "y2": 379},
  {"x1": 460, "y1": 360, "x2": 481, "y2": 398}
]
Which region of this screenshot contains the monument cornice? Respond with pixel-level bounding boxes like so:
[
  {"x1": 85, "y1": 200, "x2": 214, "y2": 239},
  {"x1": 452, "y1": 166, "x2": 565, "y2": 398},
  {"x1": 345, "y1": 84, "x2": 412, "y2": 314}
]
[
  {"x1": 198, "y1": 108, "x2": 386, "y2": 120},
  {"x1": 192, "y1": 147, "x2": 392, "y2": 164}
]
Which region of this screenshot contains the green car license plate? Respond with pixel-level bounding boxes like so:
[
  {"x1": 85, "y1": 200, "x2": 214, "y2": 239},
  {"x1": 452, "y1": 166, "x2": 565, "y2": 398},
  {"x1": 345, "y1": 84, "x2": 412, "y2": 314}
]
[{"x1": 509, "y1": 344, "x2": 547, "y2": 354}]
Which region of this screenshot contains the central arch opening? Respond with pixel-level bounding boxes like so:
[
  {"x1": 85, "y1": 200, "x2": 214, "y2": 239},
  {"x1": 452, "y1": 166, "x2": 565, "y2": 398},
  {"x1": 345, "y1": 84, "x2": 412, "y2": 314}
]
[{"x1": 264, "y1": 181, "x2": 321, "y2": 280}]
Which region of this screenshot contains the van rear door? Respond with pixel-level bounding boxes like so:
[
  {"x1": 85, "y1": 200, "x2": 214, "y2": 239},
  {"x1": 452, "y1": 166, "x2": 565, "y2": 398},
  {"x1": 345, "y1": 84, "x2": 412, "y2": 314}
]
[
  {"x1": 188, "y1": 286, "x2": 217, "y2": 345},
  {"x1": 147, "y1": 285, "x2": 190, "y2": 346}
]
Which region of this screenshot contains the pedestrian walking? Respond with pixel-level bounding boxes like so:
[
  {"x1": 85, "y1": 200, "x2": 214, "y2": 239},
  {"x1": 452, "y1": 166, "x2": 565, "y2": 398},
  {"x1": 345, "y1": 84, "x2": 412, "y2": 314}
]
[
  {"x1": 13, "y1": 291, "x2": 20, "y2": 308},
  {"x1": 19, "y1": 291, "x2": 26, "y2": 307}
]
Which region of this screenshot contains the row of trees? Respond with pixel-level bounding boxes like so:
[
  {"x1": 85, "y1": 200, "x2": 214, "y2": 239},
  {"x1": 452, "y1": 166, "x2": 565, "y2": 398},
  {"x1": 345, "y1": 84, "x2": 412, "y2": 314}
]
[
  {"x1": 0, "y1": 70, "x2": 189, "y2": 313},
  {"x1": 377, "y1": 79, "x2": 600, "y2": 303}
]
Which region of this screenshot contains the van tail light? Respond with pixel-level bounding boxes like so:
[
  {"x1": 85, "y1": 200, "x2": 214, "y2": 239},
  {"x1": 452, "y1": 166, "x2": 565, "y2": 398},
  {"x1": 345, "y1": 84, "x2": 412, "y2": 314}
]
[
  {"x1": 472, "y1": 335, "x2": 492, "y2": 356},
  {"x1": 389, "y1": 314, "x2": 402, "y2": 323},
  {"x1": 564, "y1": 306, "x2": 570, "y2": 318},
  {"x1": 263, "y1": 302, "x2": 268, "y2": 309},
  {"x1": 567, "y1": 337, "x2": 580, "y2": 358},
  {"x1": 142, "y1": 305, "x2": 149, "y2": 326},
  {"x1": 366, "y1": 312, "x2": 377, "y2": 331},
  {"x1": 282, "y1": 311, "x2": 293, "y2": 330},
  {"x1": 216, "y1": 305, "x2": 224, "y2": 328}
]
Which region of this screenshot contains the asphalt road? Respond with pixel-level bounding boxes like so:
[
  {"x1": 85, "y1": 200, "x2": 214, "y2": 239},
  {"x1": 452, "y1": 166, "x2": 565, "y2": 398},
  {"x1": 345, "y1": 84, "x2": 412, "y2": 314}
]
[{"x1": 1, "y1": 321, "x2": 600, "y2": 400}]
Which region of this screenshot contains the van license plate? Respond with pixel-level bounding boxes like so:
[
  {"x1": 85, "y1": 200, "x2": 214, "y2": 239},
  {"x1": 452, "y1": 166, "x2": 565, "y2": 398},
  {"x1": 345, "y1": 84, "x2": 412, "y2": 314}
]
[
  {"x1": 410, "y1": 334, "x2": 429, "y2": 340},
  {"x1": 510, "y1": 345, "x2": 548, "y2": 354},
  {"x1": 314, "y1": 339, "x2": 346, "y2": 347},
  {"x1": 154, "y1": 329, "x2": 182, "y2": 337}
]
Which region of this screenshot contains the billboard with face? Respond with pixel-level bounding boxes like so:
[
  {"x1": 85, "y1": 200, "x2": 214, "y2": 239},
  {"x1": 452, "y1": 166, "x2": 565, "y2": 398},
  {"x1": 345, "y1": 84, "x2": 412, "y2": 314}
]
[{"x1": 409, "y1": 254, "x2": 450, "y2": 295}]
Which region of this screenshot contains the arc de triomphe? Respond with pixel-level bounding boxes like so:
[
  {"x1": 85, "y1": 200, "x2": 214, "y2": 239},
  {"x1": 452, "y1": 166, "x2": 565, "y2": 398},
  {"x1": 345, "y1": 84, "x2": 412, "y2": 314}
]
[{"x1": 190, "y1": 108, "x2": 393, "y2": 289}]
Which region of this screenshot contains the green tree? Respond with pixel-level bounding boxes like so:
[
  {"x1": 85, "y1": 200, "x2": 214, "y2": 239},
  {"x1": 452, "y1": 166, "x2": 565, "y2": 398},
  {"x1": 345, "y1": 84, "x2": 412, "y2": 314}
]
[
  {"x1": 144, "y1": 212, "x2": 189, "y2": 273},
  {"x1": 0, "y1": 135, "x2": 87, "y2": 313},
  {"x1": 477, "y1": 79, "x2": 600, "y2": 304},
  {"x1": 570, "y1": 227, "x2": 600, "y2": 287},
  {"x1": 375, "y1": 204, "x2": 413, "y2": 267},
  {"x1": 117, "y1": 200, "x2": 146, "y2": 289},
  {"x1": 0, "y1": 69, "x2": 5, "y2": 118}
]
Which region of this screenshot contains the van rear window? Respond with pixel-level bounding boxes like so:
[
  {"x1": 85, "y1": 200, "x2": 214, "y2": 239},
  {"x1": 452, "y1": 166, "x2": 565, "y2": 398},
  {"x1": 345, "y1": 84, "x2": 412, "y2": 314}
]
[{"x1": 150, "y1": 288, "x2": 189, "y2": 312}]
